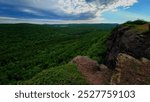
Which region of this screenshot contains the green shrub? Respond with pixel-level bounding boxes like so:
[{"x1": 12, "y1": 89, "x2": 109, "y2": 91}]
[
  {"x1": 19, "y1": 64, "x2": 88, "y2": 85},
  {"x1": 124, "y1": 20, "x2": 148, "y2": 25}
]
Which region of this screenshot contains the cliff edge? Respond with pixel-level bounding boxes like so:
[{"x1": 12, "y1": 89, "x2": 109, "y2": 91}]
[
  {"x1": 72, "y1": 20, "x2": 150, "y2": 85},
  {"x1": 105, "y1": 20, "x2": 150, "y2": 68}
]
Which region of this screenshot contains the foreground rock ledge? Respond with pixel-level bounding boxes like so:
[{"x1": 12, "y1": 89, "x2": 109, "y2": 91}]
[
  {"x1": 111, "y1": 53, "x2": 150, "y2": 85},
  {"x1": 71, "y1": 54, "x2": 150, "y2": 85},
  {"x1": 71, "y1": 56, "x2": 112, "y2": 85}
]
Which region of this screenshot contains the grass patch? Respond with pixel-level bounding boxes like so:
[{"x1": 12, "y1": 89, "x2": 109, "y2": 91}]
[{"x1": 19, "y1": 64, "x2": 88, "y2": 85}]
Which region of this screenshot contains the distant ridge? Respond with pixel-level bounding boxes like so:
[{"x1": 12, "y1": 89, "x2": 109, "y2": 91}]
[{"x1": 0, "y1": 23, "x2": 118, "y2": 30}]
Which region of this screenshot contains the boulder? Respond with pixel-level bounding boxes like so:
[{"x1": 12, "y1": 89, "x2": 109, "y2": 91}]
[
  {"x1": 111, "y1": 53, "x2": 150, "y2": 85},
  {"x1": 71, "y1": 56, "x2": 112, "y2": 85}
]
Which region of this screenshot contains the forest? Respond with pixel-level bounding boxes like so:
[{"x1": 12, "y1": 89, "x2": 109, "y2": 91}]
[{"x1": 0, "y1": 23, "x2": 116, "y2": 84}]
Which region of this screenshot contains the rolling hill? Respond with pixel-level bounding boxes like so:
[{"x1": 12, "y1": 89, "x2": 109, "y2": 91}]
[{"x1": 0, "y1": 23, "x2": 116, "y2": 84}]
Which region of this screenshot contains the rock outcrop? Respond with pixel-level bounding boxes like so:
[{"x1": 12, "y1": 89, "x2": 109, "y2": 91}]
[
  {"x1": 72, "y1": 54, "x2": 150, "y2": 85},
  {"x1": 71, "y1": 56, "x2": 112, "y2": 85},
  {"x1": 105, "y1": 22, "x2": 150, "y2": 68},
  {"x1": 72, "y1": 20, "x2": 150, "y2": 85},
  {"x1": 111, "y1": 53, "x2": 150, "y2": 85}
]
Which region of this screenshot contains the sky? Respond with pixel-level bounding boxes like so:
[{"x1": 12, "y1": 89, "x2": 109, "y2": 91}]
[{"x1": 0, "y1": 0, "x2": 149, "y2": 24}]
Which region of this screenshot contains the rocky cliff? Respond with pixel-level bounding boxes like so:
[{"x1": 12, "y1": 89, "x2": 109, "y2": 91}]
[
  {"x1": 72, "y1": 20, "x2": 150, "y2": 85},
  {"x1": 105, "y1": 21, "x2": 150, "y2": 68}
]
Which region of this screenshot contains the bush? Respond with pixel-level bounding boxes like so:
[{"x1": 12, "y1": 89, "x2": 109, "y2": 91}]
[
  {"x1": 124, "y1": 20, "x2": 148, "y2": 25},
  {"x1": 19, "y1": 64, "x2": 88, "y2": 85}
]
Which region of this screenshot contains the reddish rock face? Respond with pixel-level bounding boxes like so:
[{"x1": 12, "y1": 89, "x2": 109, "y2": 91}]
[{"x1": 72, "y1": 56, "x2": 112, "y2": 85}]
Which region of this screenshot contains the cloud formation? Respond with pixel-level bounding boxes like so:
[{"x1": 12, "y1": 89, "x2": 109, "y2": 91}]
[
  {"x1": 57, "y1": 0, "x2": 138, "y2": 20},
  {"x1": 0, "y1": 0, "x2": 138, "y2": 23}
]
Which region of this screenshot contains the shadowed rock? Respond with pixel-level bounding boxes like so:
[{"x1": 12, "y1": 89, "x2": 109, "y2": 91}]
[
  {"x1": 111, "y1": 53, "x2": 150, "y2": 85},
  {"x1": 105, "y1": 22, "x2": 150, "y2": 68}
]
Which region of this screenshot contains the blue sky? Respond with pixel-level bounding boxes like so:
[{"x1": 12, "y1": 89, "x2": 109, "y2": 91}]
[
  {"x1": 0, "y1": 0, "x2": 149, "y2": 24},
  {"x1": 103, "y1": 0, "x2": 150, "y2": 23}
]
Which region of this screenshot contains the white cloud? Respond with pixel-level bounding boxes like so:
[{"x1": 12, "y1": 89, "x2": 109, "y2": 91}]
[
  {"x1": 57, "y1": 0, "x2": 137, "y2": 15},
  {"x1": 0, "y1": 0, "x2": 138, "y2": 23},
  {"x1": 20, "y1": 8, "x2": 44, "y2": 16}
]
